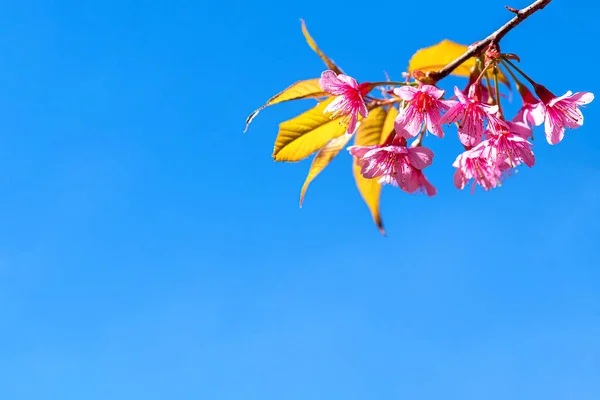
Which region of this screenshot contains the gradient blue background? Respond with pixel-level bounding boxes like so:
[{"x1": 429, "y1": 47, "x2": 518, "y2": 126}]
[{"x1": 1, "y1": 1, "x2": 598, "y2": 399}]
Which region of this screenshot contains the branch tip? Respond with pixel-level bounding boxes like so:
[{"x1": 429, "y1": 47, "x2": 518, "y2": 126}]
[{"x1": 434, "y1": 0, "x2": 552, "y2": 82}]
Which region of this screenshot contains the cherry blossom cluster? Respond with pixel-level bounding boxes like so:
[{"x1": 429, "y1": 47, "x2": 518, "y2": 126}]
[{"x1": 318, "y1": 61, "x2": 594, "y2": 195}]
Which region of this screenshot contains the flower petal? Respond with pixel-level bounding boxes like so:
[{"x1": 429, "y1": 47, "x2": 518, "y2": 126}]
[
  {"x1": 570, "y1": 91, "x2": 594, "y2": 105},
  {"x1": 421, "y1": 84, "x2": 445, "y2": 99},
  {"x1": 393, "y1": 86, "x2": 418, "y2": 101},
  {"x1": 319, "y1": 70, "x2": 342, "y2": 92},
  {"x1": 337, "y1": 74, "x2": 359, "y2": 89},
  {"x1": 544, "y1": 111, "x2": 564, "y2": 145},
  {"x1": 408, "y1": 147, "x2": 434, "y2": 169}
]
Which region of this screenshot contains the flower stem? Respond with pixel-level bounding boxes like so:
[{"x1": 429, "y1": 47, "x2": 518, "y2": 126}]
[
  {"x1": 501, "y1": 60, "x2": 524, "y2": 87},
  {"x1": 484, "y1": 73, "x2": 496, "y2": 104},
  {"x1": 413, "y1": 126, "x2": 426, "y2": 147},
  {"x1": 502, "y1": 58, "x2": 537, "y2": 86},
  {"x1": 493, "y1": 66, "x2": 503, "y2": 117},
  {"x1": 368, "y1": 81, "x2": 413, "y2": 89}
]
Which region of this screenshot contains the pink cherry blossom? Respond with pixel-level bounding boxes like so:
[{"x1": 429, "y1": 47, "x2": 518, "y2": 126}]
[
  {"x1": 533, "y1": 84, "x2": 594, "y2": 145},
  {"x1": 396, "y1": 166, "x2": 437, "y2": 196},
  {"x1": 513, "y1": 85, "x2": 545, "y2": 132},
  {"x1": 453, "y1": 145, "x2": 503, "y2": 193},
  {"x1": 393, "y1": 84, "x2": 456, "y2": 139},
  {"x1": 348, "y1": 140, "x2": 435, "y2": 194},
  {"x1": 319, "y1": 70, "x2": 368, "y2": 134},
  {"x1": 481, "y1": 121, "x2": 535, "y2": 168},
  {"x1": 440, "y1": 85, "x2": 503, "y2": 147}
]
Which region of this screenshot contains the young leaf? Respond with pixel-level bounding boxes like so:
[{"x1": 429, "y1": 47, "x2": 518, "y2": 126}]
[
  {"x1": 352, "y1": 106, "x2": 397, "y2": 235},
  {"x1": 299, "y1": 133, "x2": 353, "y2": 207},
  {"x1": 300, "y1": 19, "x2": 343, "y2": 75},
  {"x1": 273, "y1": 98, "x2": 349, "y2": 162},
  {"x1": 408, "y1": 39, "x2": 509, "y2": 84},
  {"x1": 245, "y1": 79, "x2": 327, "y2": 132}
]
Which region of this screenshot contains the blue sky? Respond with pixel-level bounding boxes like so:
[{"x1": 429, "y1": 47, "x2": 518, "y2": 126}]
[{"x1": 0, "y1": 0, "x2": 599, "y2": 399}]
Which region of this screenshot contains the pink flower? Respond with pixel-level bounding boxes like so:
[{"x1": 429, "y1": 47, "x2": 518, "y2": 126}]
[
  {"x1": 440, "y1": 85, "x2": 503, "y2": 147},
  {"x1": 319, "y1": 70, "x2": 368, "y2": 134},
  {"x1": 348, "y1": 140, "x2": 435, "y2": 194},
  {"x1": 393, "y1": 84, "x2": 456, "y2": 138},
  {"x1": 513, "y1": 85, "x2": 545, "y2": 132},
  {"x1": 482, "y1": 121, "x2": 535, "y2": 168},
  {"x1": 394, "y1": 166, "x2": 437, "y2": 196},
  {"x1": 533, "y1": 84, "x2": 594, "y2": 145},
  {"x1": 453, "y1": 145, "x2": 503, "y2": 193}
]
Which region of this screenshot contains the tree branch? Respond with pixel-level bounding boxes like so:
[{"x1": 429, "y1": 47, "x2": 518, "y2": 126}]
[{"x1": 429, "y1": 0, "x2": 552, "y2": 82}]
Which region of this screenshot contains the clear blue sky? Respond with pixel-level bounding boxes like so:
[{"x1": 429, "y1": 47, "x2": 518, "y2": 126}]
[{"x1": 0, "y1": 1, "x2": 599, "y2": 399}]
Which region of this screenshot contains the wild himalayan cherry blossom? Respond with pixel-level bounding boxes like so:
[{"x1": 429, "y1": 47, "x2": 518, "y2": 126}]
[
  {"x1": 513, "y1": 84, "x2": 545, "y2": 133},
  {"x1": 319, "y1": 70, "x2": 368, "y2": 134},
  {"x1": 533, "y1": 84, "x2": 594, "y2": 145},
  {"x1": 481, "y1": 121, "x2": 535, "y2": 168},
  {"x1": 391, "y1": 166, "x2": 437, "y2": 196},
  {"x1": 453, "y1": 121, "x2": 534, "y2": 193},
  {"x1": 347, "y1": 140, "x2": 436, "y2": 196},
  {"x1": 453, "y1": 145, "x2": 503, "y2": 193},
  {"x1": 393, "y1": 85, "x2": 456, "y2": 138},
  {"x1": 440, "y1": 85, "x2": 503, "y2": 147}
]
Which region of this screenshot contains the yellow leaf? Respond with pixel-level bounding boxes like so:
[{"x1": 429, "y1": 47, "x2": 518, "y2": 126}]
[
  {"x1": 244, "y1": 79, "x2": 327, "y2": 132},
  {"x1": 352, "y1": 106, "x2": 398, "y2": 235},
  {"x1": 301, "y1": 19, "x2": 343, "y2": 75},
  {"x1": 273, "y1": 98, "x2": 348, "y2": 162},
  {"x1": 381, "y1": 105, "x2": 398, "y2": 144},
  {"x1": 299, "y1": 133, "x2": 353, "y2": 207},
  {"x1": 407, "y1": 39, "x2": 508, "y2": 84}
]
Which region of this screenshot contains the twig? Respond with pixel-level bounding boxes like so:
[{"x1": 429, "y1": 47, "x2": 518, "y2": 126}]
[{"x1": 429, "y1": 0, "x2": 552, "y2": 82}]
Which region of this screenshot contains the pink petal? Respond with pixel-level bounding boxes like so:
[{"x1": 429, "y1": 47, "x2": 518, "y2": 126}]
[
  {"x1": 337, "y1": 74, "x2": 359, "y2": 89},
  {"x1": 520, "y1": 147, "x2": 535, "y2": 167},
  {"x1": 347, "y1": 112, "x2": 359, "y2": 134},
  {"x1": 481, "y1": 103, "x2": 500, "y2": 117},
  {"x1": 393, "y1": 86, "x2": 418, "y2": 101},
  {"x1": 508, "y1": 120, "x2": 532, "y2": 138},
  {"x1": 530, "y1": 102, "x2": 546, "y2": 126},
  {"x1": 378, "y1": 145, "x2": 408, "y2": 155},
  {"x1": 395, "y1": 107, "x2": 422, "y2": 138},
  {"x1": 421, "y1": 173, "x2": 437, "y2": 196},
  {"x1": 357, "y1": 97, "x2": 368, "y2": 118},
  {"x1": 453, "y1": 168, "x2": 466, "y2": 190},
  {"x1": 394, "y1": 123, "x2": 412, "y2": 139},
  {"x1": 378, "y1": 174, "x2": 398, "y2": 187},
  {"x1": 544, "y1": 112, "x2": 564, "y2": 145},
  {"x1": 348, "y1": 145, "x2": 377, "y2": 158},
  {"x1": 324, "y1": 96, "x2": 345, "y2": 114},
  {"x1": 425, "y1": 109, "x2": 444, "y2": 138},
  {"x1": 408, "y1": 147, "x2": 434, "y2": 169},
  {"x1": 439, "y1": 103, "x2": 464, "y2": 125},
  {"x1": 426, "y1": 118, "x2": 444, "y2": 138},
  {"x1": 453, "y1": 86, "x2": 468, "y2": 103},
  {"x1": 396, "y1": 163, "x2": 415, "y2": 193},
  {"x1": 569, "y1": 91, "x2": 594, "y2": 105},
  {"x1": 549, "y1": 91, "x2": 574, "y2": 107},
  {"x1": 319, "y1": 70, "x2": 342, "y2": 92},
  {"x1": 421, "y1": 84, "x2": 445, "y2": 99},
  {"x1": 563, "y1": 107, "x2": 584, "y2": 129},
  {"x1": 440, "y1": 99, "x2": 459, "y2": 109}
]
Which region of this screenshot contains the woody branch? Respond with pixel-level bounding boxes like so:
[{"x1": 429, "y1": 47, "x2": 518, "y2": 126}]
[{"x1": 430, "y1": 0, "x2": 552, "y2": 82}]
